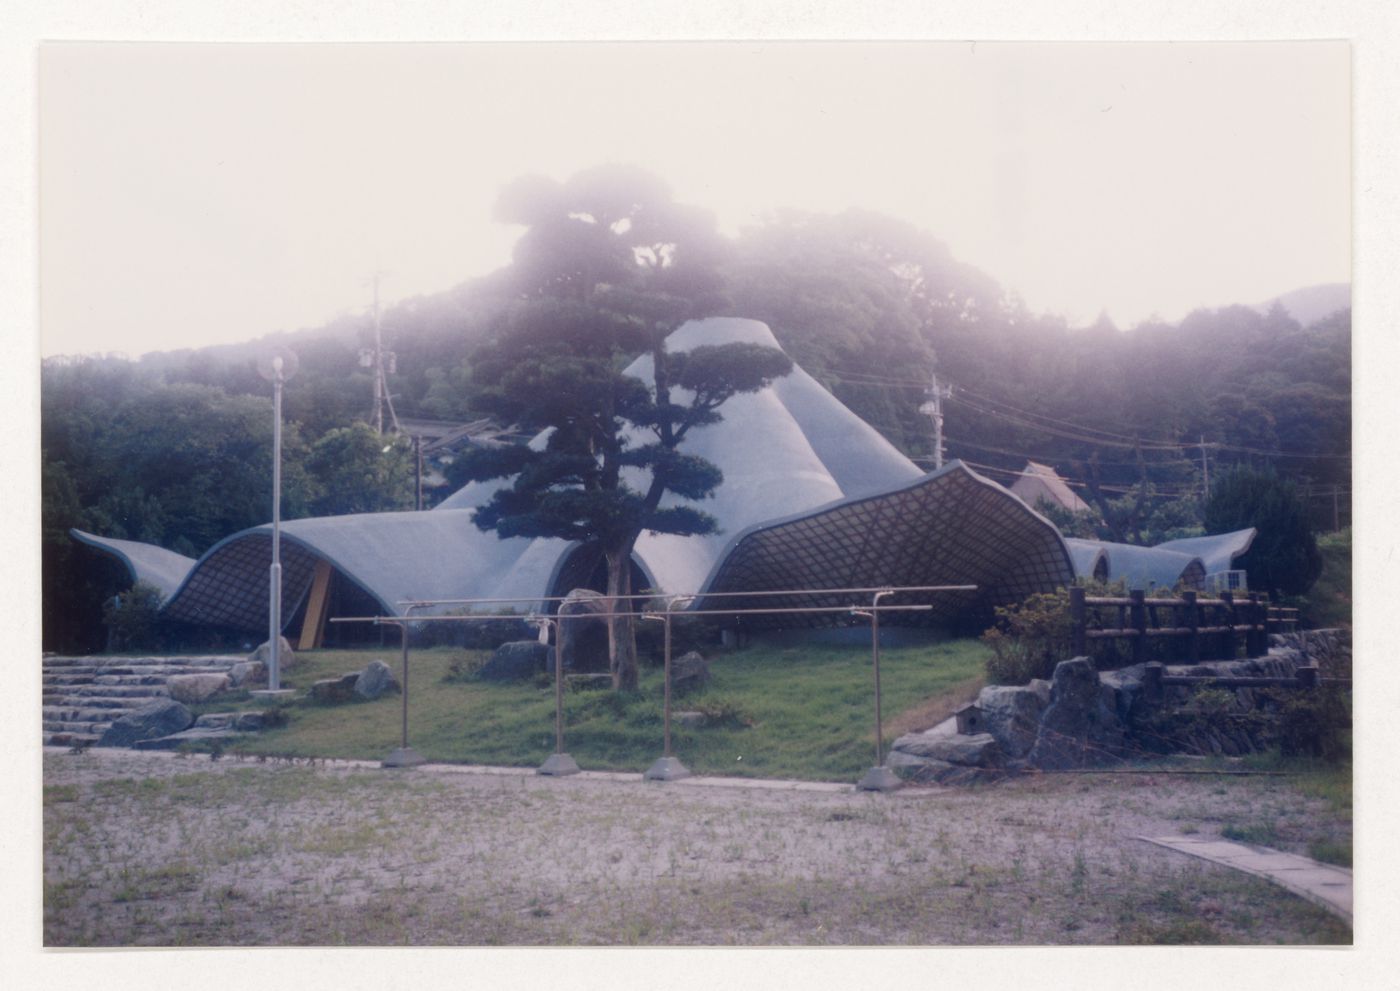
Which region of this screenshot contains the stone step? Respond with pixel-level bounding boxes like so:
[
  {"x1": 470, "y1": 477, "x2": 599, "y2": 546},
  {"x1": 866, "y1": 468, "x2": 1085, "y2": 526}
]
[
  {"x1": 43, "y1": 674, "x2": 97, "y2": 686},
  {"x1": 47, "y1": 684, "x2": 171, "y2": 700},
  {"x1": 88, "y1": 674, "x2": 178, "y2": 687},
  {"x1": 44, "y1": 731, "x2": 101, "y2": 747},
  {"x1": 44, "y1": 705, "x2": 146, "y2": 723},
  {"x1": 43, "y1": 655, "x2": 246, "y2": 667},
  {"x1": 43, "y1": 719, "x2": 114, "y2": 734},
  {"x1": 43, "y1": 694, "x2": 162, "y2": 708}
]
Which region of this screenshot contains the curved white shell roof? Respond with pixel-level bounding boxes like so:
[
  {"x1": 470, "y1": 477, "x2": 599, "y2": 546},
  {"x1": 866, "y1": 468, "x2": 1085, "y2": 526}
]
[{"x1": 74, "y1": 317, "x2": 1246, "y2": 634}]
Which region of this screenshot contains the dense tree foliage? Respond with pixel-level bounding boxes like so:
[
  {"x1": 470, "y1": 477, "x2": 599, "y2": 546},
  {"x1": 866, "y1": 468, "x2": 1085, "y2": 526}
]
[
  {"x1": 1204, "y1": 466, "x2": 1323, "y2": 597},
  {"x1": 41, "y1": 170, "x2": 1349, "y2": 651},
  {"x1": 458, "y1": 168, "x2": 791, "y2": 690}
]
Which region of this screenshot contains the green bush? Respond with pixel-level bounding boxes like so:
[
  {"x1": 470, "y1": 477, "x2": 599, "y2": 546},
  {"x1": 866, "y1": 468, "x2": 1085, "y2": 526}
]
[
  {"x1": 981, "y1": 588, "x2": 1074, "y2": 685},
  {"x1": 100, "y1": 581, "x2": 165, "y2": 651},
  {"x1": 414, "y1": 612, "x2": 533, "y2": 650}
]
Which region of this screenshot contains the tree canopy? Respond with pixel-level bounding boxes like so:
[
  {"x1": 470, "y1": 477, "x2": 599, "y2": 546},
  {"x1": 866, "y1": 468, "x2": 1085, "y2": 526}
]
[
  {"x1": 1204, "y1": 465, "x2": 1323, "y2": 597},
  {"x1": 458, "y1": 166, "x2": 791, "y2": 689}
]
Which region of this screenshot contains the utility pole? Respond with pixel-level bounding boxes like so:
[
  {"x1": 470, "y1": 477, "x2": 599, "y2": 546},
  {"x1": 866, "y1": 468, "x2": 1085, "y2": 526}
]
[
  {"x1": 360, "y1": 272, "x2": 399, "y2": 436},
  {"x1": 919, "y1": 370, "x2": 954, "y2": 469},
  {"x1": 414, "y1": 434, "x2": 423, "y2": 511},
  {"x1": 1199, "y1": 436, "x2": 1210, "y2": 501}
]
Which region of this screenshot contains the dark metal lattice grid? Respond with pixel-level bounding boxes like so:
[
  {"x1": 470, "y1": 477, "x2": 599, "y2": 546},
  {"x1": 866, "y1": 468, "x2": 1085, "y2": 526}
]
[
  {"x1": 162, "y1": 534, "x2": 319, "y2": 633},
  {"x1": 696, "y1": 468, "x2": 1075, "y2": 629}
]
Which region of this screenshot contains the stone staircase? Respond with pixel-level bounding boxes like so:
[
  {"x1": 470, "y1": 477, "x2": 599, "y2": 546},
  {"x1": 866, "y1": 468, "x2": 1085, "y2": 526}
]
[{"x1": 42, "y1": 654, "x2": 247, "y2": 747}]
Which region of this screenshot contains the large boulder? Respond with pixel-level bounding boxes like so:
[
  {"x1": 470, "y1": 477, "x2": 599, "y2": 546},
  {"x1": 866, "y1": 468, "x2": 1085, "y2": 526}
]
[
  {"x1": 166, "y1": 672, "x2": 231, "y2": 705},
  {"x1": 892, "y1": 731, "x2": 1005, "y2": 768},
  {"x1": 559, "y1": 589, "x2": 611, "y2": 673},
  {"x1": 310, "y1": 673, "x2": 359, "y2": 704},
  {"x1": 887, "y1": 751, "x2": 1002, "y2": 786},
  {"x1": 976, "y1": 685, "x2": 1050, "y2": 758},
  {"x1": 354, "y1": 659, "x2": 401, "y2": 700},
  {"x1": 1025, "y1": 657, "x2": 1125, "y2": 770},
  {"x1": 227, "y1": 660, "x2": 267, "y2": 689},
  {"x1": 249, "y1": 637, "x2": 297, "y2": 670},
  {"x1": 671, "y1": 651, "x2": 710, "y2": 695},
  {"x1": 98, "y1": 698, "x2": 194, "y2": 747},
  {"x1": 479, "y1": 640, "x2": 549, "y2": 681}
]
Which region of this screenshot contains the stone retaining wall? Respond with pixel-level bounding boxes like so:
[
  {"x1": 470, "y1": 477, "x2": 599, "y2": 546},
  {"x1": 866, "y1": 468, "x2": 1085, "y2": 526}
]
[{"x1": 890, "y1": 628, "x2": 1351, "y2": 782}]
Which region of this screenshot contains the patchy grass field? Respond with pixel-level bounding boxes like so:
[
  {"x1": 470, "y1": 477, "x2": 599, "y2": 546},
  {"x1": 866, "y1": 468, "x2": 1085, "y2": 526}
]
[
  {"x1": 211, "y1": 640, "x2": 989, "y2": 781},
  {"x1": 43, "y1": 748, "x2": 1350, "y2": 946}
]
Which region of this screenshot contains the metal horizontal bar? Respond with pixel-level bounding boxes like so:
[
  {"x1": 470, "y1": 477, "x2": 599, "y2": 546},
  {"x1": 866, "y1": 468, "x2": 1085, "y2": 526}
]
[
  {"x1": 1160, "y1": 676, "x2": 1309, "y2": 689},
  {"x1": 331, "y1": 603, "x2": 938, "y2": 625},
  {"x1": 394, "y1": 584, "x2": 978, "y2": 609}
]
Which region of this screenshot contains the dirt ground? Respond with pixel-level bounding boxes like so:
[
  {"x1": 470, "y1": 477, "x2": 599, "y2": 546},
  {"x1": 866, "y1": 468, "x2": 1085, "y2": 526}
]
[{"x1": 41, "y1": 747, "x2": 1351, "y2": 946}]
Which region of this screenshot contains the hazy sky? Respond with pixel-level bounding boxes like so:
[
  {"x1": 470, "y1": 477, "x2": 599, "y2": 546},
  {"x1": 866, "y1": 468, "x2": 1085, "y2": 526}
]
[{"x1": 40, "y1": 41, "x2": 1350, "y2": 358}]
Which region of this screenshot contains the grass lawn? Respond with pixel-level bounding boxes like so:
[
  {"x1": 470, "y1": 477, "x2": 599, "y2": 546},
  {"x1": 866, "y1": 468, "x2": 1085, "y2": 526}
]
[{"x1": 217, "y1": 638, "x2": 989, "y2": 781}]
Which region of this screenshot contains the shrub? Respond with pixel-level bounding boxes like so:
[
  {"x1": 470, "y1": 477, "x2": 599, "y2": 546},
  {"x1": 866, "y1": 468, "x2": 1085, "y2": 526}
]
[
  {"x1": 414, "y1": 612, "x2": 532, "y2": 650},
  {"x1": 100, "y1": 581, "x2": 165, "y2": 651},
  {"x1": 981, "y1": 588, "x2": 1074, "y2": 685}
]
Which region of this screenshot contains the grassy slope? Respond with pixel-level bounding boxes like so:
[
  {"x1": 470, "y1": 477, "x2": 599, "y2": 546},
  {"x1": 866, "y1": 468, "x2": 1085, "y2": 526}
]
[{"x1": 227, "y1": 639, "x2": 989, "y2": 781}]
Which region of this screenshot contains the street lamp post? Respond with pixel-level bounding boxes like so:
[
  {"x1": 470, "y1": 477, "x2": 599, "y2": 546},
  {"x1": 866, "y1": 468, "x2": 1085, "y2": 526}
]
[{"x1": 257, "y1": 348, "x2": 298, "y2": 693}]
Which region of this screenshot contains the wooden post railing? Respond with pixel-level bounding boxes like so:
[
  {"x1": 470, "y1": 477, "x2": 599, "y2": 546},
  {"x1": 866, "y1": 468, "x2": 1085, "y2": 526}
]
[
  {"x1": 1183, "y1": 589, "x2": 1199, "y2": 664},
  {"x1": 1130, "y1": 589, "x2": 1148, "y2": 665},
  {"x1": 1070, "y1": 585, "x2": 1087, "y2": 656}
]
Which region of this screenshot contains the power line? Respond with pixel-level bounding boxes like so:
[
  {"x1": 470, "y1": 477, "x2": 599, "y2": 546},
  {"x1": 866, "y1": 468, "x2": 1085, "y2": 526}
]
[{"x1": 815, "y1": 363, "x2": 1352, "y2": 463}]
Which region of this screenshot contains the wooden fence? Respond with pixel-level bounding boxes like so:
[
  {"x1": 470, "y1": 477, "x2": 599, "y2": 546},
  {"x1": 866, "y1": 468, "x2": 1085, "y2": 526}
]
[
  {"x1": 1139, "y1": 660, "x2": 1334, "y2": 702},
  {"x1": 1069, "y1": 587, "x2": 1298, "y2": 666}
]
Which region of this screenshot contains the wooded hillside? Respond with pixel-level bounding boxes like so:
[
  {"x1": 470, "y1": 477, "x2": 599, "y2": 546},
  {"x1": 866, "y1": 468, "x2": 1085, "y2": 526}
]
[{"x1": 41, "y1": 178, "x2": 1350, "y2": 652}]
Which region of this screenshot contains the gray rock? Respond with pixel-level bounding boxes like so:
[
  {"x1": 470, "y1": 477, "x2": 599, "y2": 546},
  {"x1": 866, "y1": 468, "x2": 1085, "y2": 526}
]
[
  {"x1": 559, "y1": 589, "x2": 611, "y2": 673},
  {"x1": 674, "y1": 711, "x2": 708, "y2": 728},
  {"x1": 1025, "y1": 657, "x2": 1125, "y2": 770},
  {"x1": 167, "y1": 672, "x2": 231, "y2": 705},
  {"x1": 193, "y1": 712, "x2": 238, "y2": 730},
  {"x1": 354, "y1": 659, "x2": 400, "y2": 700},
  {"x1": 976, "y1": 684, "x2": 1049, "y2": 758},
  {"x1": 133, "y1": 727, "x2": 242, "y2": 751},
  {"x1": 249, "y1": 637, "x2": 297, "y2": 670},
  {"x1": 234, "y1": 711, "x2": 267, "y2": 732},
  {"x1": 98, "y1": 698, "x2": 194, "y2": 747},
  {"x1": 1098, "y1": 664, "x2": 1146, "y2": 723},
  {"x1": 887, "y1": 751, "x2": 1002, "y2": 786},
  {"x1": 671, "y1": 651, "x2": 710, "y2": 695},
  {"x1": 892, "y1": 731, "x2": 1004, "y2": 768},
  {"x1": 479, "y1": 641, "x2": 549, "y2": 681},
  {"x1": 228, "y1": 661, "x2": 266, "y2": 688},
  {"x1": 310, "y1": 673, "x2": 360, "y2": 704}
]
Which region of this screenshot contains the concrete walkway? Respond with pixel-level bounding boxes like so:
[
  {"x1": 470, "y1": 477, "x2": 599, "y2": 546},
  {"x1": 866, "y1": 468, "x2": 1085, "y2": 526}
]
[{"x1": 1139, "y1": 834, "x2": 1353, "y2": 924}]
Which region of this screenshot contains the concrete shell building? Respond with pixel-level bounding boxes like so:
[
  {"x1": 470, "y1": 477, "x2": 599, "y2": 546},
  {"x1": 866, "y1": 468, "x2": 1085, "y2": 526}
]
[{"x1": 74, "y1": 318, "x2": 1252, "y2": 644}]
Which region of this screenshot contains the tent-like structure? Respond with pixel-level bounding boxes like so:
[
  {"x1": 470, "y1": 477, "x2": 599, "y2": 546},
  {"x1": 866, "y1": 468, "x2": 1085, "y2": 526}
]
[
  {"x1": 71, "y1": 317, "x2": 1250, "y2": 643},
  {"x1": 1008, "y1": 461, "x2": 1092, "y2": 514},
  {"x1": 1060, "y1": 529, "x2": 1256, "y2": 592}
]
